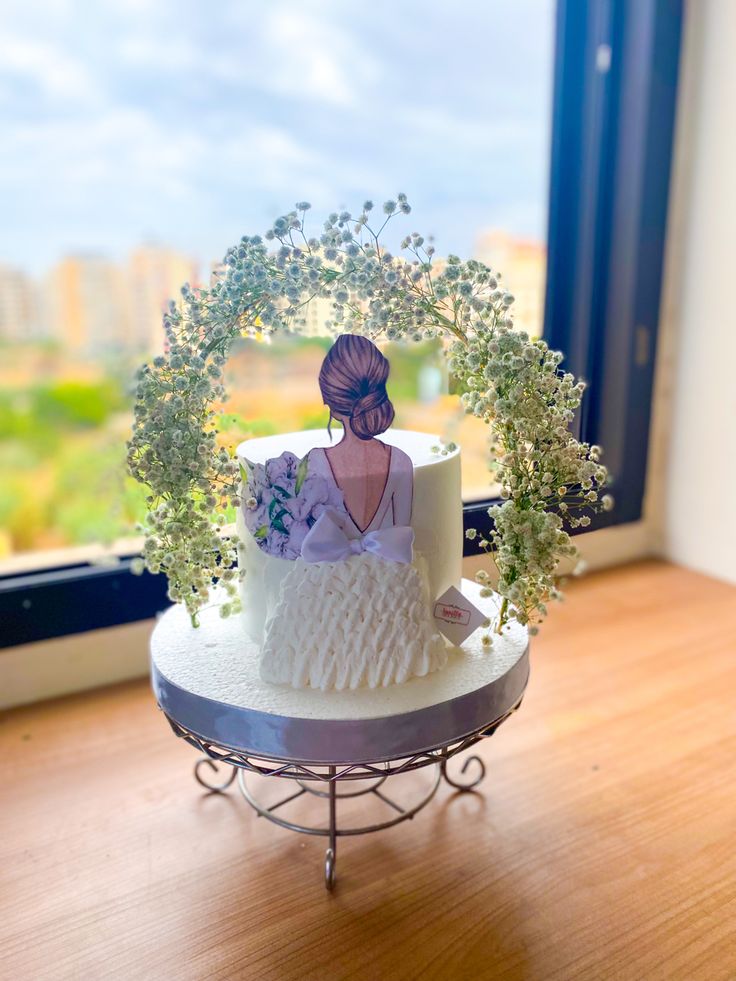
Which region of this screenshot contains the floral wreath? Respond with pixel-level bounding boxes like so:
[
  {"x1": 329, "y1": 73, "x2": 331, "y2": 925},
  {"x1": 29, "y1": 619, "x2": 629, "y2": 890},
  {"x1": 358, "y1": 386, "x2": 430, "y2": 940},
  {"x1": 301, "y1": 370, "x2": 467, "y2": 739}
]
[{"x1": 128, "y1": 196, "x2": 611, "y2": 632}]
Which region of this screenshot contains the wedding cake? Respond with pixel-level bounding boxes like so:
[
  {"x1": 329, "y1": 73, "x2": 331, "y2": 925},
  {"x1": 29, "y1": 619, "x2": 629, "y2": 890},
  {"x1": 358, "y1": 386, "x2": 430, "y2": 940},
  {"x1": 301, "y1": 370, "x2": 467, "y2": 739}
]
[{"x1": 236, "y1": 334, "x2": 470, "y2": 692}]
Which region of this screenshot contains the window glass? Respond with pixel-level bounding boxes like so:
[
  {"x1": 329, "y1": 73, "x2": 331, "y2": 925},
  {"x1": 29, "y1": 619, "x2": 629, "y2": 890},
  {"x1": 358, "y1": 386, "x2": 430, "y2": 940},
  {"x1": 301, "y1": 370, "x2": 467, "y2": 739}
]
[{"x1": 0, "y1": 0, "x2": 553, "y2": 569}]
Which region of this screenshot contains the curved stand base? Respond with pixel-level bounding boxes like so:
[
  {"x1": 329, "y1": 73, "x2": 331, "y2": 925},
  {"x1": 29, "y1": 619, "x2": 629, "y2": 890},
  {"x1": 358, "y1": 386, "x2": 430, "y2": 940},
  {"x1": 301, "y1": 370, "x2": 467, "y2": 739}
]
[
  {"x1": 238, "y1": 767, "x2": 443, "y2": 836},
  {"x1": 239, "y1": 766, "x2": 446, "y2": 891},
  {"x1": 195, "y1": 751, "x2": 488, "y2": 890},
  {"x1": 179, "y1": 695, "x2": 525, "y2": 890}
]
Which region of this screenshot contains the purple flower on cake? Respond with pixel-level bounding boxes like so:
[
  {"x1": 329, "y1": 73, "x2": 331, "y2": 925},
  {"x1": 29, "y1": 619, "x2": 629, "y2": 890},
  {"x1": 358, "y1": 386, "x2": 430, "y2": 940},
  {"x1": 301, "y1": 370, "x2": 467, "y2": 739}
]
[
  {"x1": 275, "y1": 519, "x2": 311, "y2": 558},
  {"x1": 241, "y1": 450, "x2": 344, "y2": 559},
  {"x1": 244, "y1": 462, "x2": 269, "y2": 505},
  {"x1": 288, "y1": 473, "x2": 341, "y2": 521},
  {"x1": 263, "y1": 530, "x2": 294, "y2": 559},
  {"x1": 265, "y1": 451, "x2": 300, "y2": 485}
]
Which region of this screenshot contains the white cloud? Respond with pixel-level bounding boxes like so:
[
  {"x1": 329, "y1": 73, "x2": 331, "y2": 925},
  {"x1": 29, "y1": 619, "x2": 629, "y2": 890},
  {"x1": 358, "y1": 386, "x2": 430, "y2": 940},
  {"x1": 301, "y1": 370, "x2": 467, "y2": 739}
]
[
  {"x1": 0, "y1": 0, "x2": 74, "y2": 18},
  {"x1": 0, "y1": 105, "x2": 204, "y2": 206},
  {"x1": 399, "y1": 105, "x2": 546, "y2": 155},
  {"x1": 259, "y1": 6, "x2": 359, "y2": 107},
  {"x1": 0, "y1": 0, "x2": 552, "y2": 269},
  {"x1": 220, "y1": 1, "x2": 380, "y2": 108},
  {"x1": 234, "y1": 125, "x2": 318, "y2": 166},
  {"x1": 0, "y1": 33, "x2": 100, "y2": 105},
  {"x1": 0, "y1": 99, "x2": 346, "y2": 209},
  {"x1": 116, "y1": 35, "x2": 200, "y2": 73},
  {"x1": 112, "y1": 4, "x2": 376, "y2": 110}
]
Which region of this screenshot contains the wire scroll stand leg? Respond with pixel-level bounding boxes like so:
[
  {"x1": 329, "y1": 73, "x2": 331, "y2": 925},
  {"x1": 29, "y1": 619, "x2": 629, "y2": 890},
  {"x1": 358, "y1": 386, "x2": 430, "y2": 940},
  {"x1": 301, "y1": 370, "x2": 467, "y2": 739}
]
[
  {"x1": 184, "y1": 710, "x2": 532, "y2": 889},
  {"x1": 191, "y1": 753, "x2": 486, "y2": 890},
  {"x1": 440, "y1": 752, "x2": 486, "y2": 791},
  {"x1": 325, "y1": 765, "x2": 337, "y2": 890},
  {"x1": 194, "y1": 757, "x2": 237, "y2": 792},
  {"x1": 438, "y1": 716, "x2": 512, "y2": 791}
]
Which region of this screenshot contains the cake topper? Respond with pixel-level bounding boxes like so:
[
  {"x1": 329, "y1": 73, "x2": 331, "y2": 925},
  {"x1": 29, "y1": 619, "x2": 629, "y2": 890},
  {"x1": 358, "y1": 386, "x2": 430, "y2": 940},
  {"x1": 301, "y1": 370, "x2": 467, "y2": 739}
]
[{"x1": 242, "y1": 334, "x2": 414, "y2": 562}]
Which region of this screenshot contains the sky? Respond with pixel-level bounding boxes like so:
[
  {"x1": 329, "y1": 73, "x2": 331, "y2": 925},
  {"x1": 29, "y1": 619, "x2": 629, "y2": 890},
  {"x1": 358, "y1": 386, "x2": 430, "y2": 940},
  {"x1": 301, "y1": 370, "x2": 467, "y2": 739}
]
[{"x1": 0, "y1": 0, "x2": 555, "y2": 274}]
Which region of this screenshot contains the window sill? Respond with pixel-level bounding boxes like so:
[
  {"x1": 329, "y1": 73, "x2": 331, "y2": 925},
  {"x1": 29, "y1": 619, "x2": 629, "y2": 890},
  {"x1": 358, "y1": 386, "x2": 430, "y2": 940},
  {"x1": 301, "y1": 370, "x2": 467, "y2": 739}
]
[
  {"x1": 0, "y1": 518, "x2": 656, "y2": 711},
  {"x1": 1, "y1": 492, "x2": 638, "y2": 651}
]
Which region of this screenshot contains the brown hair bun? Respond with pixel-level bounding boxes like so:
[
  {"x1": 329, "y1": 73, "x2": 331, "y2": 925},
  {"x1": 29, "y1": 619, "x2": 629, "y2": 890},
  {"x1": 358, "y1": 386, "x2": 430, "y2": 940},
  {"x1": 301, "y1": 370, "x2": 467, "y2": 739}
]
[{"x1": 318, "y1": 334, "x2": 395, "y2": 440}]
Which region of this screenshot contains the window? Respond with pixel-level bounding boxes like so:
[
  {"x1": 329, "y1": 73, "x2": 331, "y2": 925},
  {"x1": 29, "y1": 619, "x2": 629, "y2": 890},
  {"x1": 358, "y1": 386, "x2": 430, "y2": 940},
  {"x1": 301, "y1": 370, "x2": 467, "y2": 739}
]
[
  {"x1": 543, "y1": 0, "x2": 683, "y2": 526},
  {"x1": 0, "y1": 0, "x2": 682, "y2": 646}
]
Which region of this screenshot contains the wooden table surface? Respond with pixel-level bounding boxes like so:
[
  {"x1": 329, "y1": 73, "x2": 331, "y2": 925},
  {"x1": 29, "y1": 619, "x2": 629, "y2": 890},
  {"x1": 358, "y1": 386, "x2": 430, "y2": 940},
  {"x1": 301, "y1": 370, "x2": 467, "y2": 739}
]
[{"x1": 1, "y1": 560, "x2": 734, "y2": 981}]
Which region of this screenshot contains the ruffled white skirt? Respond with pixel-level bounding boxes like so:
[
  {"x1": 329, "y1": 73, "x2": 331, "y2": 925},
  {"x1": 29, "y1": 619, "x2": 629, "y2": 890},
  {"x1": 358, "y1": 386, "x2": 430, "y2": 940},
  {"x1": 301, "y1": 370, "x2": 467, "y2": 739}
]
[{"x1": 260, "y1": 552, "x2": 448, "y2": 691}]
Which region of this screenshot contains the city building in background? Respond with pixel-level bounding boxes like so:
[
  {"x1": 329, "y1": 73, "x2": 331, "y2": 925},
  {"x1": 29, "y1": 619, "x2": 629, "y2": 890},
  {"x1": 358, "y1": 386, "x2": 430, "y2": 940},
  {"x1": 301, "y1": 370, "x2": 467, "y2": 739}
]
[
  {"x1": 279, "y1": 234, "x2": 546, "y2": 342},
  {"x1": 302, "y1": 295, "x2": 334, "y2": 338},
  {"x1": 0, "y1": 265, "x2": 42, "y2": 343},
  {"x1": 0, "y1": 233, "x2": 545, "y2": 357},
  {"x1": 475, "y1": 229, "x2": 547, "y2": 338},
  {"x1": 46, "y1": 256, "x2": 129, "y2": 354},
  {"x1": 127, "y1": 247, "x2": 200, "y2": 354},
  {"x1": 1, "y1": 249, "x2": 199, "y2": 356}
]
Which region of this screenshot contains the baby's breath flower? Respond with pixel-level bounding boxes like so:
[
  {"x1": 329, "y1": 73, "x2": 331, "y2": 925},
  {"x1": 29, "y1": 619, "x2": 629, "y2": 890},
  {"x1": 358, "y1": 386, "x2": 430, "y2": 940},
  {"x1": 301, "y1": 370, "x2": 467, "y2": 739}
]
[{"x1": 128, "y1": 193, "x2": 610, "y2": 632}]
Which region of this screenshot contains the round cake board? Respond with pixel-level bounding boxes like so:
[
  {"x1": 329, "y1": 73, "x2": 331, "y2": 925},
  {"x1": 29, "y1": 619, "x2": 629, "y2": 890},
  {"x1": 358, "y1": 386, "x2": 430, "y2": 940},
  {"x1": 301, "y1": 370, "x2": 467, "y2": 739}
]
[{"x1": 150, "y1": 579, "x2": 529, "y2": 764}]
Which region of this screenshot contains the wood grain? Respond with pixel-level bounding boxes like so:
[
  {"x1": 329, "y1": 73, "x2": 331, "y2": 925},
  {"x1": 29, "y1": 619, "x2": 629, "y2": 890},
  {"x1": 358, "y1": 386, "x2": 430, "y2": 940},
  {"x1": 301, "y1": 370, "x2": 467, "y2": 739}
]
[{"x1": 1, "y1": 560, "x2": 734, "y2": 981}]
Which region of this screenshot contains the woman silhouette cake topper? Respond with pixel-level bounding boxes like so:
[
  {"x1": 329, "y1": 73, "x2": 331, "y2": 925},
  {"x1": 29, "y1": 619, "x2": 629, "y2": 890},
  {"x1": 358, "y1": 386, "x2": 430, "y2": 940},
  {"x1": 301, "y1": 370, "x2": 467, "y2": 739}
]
[
  {"x1": 243, "y1": 334, "x2": 414, "y2": 563},
  {"x1": 241, "y1": 334, "x2": 449, "y2": 691}
]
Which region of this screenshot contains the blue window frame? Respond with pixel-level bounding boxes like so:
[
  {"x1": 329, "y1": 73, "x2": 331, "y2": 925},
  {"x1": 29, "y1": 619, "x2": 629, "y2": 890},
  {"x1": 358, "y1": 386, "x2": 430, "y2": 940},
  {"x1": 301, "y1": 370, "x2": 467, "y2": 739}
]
[
  {"x1": 464, "y1": 0, "x2": 683, "y2": 544},
  {"x1": 0, "y1": 0, "x2": 684, "y2": 649}
]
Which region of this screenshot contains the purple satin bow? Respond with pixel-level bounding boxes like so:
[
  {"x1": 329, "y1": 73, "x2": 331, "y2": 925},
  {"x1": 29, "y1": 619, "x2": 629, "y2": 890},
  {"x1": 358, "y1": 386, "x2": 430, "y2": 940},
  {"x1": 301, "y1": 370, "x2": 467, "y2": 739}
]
[{"x1": 301, "y1": 511, "x2": 414, "y2": 565}]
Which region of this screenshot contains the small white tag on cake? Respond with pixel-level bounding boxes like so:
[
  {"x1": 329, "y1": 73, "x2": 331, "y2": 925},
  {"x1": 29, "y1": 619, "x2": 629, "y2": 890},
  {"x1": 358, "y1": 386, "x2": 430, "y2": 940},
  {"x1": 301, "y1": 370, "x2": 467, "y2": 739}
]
[{"x1": 433, "y1": 586, "x2": 487, "y2": 646}]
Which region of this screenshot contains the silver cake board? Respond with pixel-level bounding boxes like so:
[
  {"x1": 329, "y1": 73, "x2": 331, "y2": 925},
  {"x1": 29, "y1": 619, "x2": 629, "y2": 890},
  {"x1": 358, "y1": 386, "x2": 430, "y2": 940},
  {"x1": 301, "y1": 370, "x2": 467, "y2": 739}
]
[{"x1": 151, "y1": 580, "x2": 529, "y2": 889}]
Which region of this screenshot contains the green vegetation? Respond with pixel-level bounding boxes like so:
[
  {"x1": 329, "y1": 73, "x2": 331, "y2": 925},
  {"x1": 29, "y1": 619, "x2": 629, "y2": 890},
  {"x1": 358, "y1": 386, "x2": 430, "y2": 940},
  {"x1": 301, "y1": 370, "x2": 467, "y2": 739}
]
[
  {"x1": 0, "y1": 376, "x2": 144, "y2": 556},
  {"x1": 217, "y1": 413, "x2": 278, "y2": 437},
  {"x1": 34, "y1": 380, "x2": 126, "y2": 428},
  {"x1": 0, "y1": 380, "x2": 126, "y2": 445},
  {"x1": 0, "y1": 338, "x2": 443, "y2": 559}
]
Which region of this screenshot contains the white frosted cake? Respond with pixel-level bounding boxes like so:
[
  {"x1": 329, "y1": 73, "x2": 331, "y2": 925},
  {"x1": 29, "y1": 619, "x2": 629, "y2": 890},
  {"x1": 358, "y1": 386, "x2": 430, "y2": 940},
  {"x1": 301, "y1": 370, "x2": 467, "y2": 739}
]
[{"x1": 236, "y1": 428, "x2": 463, "y2": 691}]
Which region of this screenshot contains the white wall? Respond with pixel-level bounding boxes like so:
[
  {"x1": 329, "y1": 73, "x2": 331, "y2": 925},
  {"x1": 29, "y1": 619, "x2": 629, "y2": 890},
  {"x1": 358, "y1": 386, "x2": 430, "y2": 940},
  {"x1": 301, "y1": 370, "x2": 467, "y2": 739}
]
[
  {"x1": 0, "y1": 620, "x2": 152, "y2": 709},
  {"x1": 658, "y1": 0, "x2": 736, "y2": 584}
]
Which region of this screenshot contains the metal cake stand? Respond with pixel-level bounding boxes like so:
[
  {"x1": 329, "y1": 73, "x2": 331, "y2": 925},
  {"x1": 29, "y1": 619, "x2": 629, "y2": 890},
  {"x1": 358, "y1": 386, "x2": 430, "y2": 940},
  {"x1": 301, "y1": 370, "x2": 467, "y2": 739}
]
[{"x1": 151, "y1": 587, "x2": 530, "y2": 890}]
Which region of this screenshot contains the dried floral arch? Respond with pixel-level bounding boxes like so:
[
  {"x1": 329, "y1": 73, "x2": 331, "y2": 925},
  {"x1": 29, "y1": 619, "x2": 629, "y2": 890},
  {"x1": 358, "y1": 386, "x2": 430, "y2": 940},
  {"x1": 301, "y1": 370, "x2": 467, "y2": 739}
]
[{"x1": 128, "y1": 197, "x2": 610, "y2": 631}]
